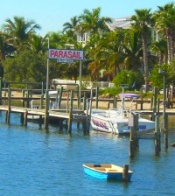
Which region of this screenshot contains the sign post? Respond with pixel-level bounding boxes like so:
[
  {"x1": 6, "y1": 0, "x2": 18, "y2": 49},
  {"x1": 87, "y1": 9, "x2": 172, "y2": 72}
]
[
  {"x1": 46, "y1": 39, "x2": 50, "y2": 91},
  {"x1": 45, "y1": 38, "x2": 50, "y2": 130},
  {"x1": 78, "y1": 60, "x2": 82, "y2": 109}
]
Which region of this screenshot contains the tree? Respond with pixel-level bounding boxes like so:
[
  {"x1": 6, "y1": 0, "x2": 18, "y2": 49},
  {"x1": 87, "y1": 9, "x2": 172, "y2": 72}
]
[
  {"x1": 86, "y1": 30, "x2": 142, "y2": 80},
  {"x1": 29, "y1": 34, "x2": 48, "y2": 55},
  {"x1": 3, "y1": 16, "x2": 41, "y2": 51},
  {"x1": 112, "y1": 70, "x2": 144, "y2": 90},
  {"x1": 63, "y1": 16, "x2": 80, "y2": 33},
  {"x1": 150, "y1": 39, "x2": 167, "y2": 64},
  {"x1": 0, "y1": 31, "x2": 16, "y2": 61},
  {"x1": 153, "y1": 3, "x2": 175, "y2": 64},
  {"x1": 131, "y1": 9, "x2": 153, "y2": 92},
  {"x1": 66, "y1": 62, "x2": 79, "y2": 82},
  {"x1": 122, "y1": 29, "x2": 142, "y2": 70},
  {"x1": 86, "y1": 31, "x2": 124, "y2": 80},
  {"x1": 3, "y1": 50, "x2": 46, "y2": 83},
  {"x1": 78, "y1": 7, "x2": 112, "y2": 34},
  {"x1": 149, "y1": 63, "x2": 175, "y2": 92}
]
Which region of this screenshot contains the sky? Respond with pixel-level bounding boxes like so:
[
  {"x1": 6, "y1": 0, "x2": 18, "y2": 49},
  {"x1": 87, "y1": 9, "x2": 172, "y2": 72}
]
[{"x1": 0, "y1": 0, "x2": 173, "y2": 36}]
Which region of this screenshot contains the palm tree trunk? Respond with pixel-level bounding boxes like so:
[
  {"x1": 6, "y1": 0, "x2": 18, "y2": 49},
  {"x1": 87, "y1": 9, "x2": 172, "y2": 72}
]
[
  {"x1": 142, "y1": 33, "x2": 149, "y2": 92},
  {"x1": 166, "y1": 29, "x2": 172, "y2": 64}
]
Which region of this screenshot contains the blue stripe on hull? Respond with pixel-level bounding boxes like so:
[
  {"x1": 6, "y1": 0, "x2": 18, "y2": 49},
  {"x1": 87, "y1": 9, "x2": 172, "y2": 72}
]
[{"x1": 84, "y1": 168, "x2": 131, "y2": 181}]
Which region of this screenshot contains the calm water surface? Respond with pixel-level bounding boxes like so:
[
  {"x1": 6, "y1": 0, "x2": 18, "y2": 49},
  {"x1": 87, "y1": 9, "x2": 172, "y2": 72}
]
[{"x1": 0, "y1": 112, "x2": 175, "y2": 196}]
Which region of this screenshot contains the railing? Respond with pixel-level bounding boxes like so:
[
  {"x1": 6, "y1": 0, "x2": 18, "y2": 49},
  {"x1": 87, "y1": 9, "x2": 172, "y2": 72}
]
[{"x1": 51, "y1": 79, "x2": 114, "y2": 89}]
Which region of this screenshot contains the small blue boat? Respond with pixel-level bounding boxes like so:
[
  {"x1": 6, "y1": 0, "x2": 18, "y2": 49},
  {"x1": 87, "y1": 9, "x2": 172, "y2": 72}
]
[{"x1": 83, "y1": 163, "x2": 133, "y2": 181}]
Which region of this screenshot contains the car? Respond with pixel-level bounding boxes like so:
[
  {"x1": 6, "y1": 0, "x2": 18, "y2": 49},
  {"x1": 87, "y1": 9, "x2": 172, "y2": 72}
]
[{"x1": 141, "y1": 84, "x2": 153, "y2": 92}]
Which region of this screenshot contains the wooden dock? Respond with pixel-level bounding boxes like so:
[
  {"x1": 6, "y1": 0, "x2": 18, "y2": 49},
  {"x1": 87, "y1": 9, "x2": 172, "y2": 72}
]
[
  {"x1": 0, "y1": 86, "x2": 91, "y2": 133},
  {"x1": 1, "y1": 86, "x2": 175, "y2": 135},
  {"x1": 0, "y1": 105, "x2": 89, "y2": 132}
]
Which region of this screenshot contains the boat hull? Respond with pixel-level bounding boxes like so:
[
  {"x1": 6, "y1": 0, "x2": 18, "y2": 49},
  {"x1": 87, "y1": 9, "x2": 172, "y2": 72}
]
[
  {"x1": 91, "y1": 113, "x2": 155, "y2": 134},
  {"x1": 83, "y1": 164, "x2": 132, "y2": 181},
  {"x1": 84, "y1": 168, "x2": 124, "y2": 180}
]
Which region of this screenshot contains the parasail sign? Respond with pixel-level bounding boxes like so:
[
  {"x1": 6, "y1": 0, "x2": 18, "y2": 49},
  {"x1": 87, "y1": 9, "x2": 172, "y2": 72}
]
[{"x1": 48, "y1": 49, "x2": 84, "y2": 61}]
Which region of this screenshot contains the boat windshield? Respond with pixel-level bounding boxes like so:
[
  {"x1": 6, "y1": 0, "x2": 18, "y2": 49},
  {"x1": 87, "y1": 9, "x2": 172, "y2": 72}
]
[{"x1": 119, "y1": 93, "x2": 140, "y2": 112}]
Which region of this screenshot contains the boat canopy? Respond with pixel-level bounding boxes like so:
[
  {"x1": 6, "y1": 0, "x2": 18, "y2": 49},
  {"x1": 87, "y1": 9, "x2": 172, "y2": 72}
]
[{"x1": 119, "y1": 93, "x2": 140, "y2": 99}]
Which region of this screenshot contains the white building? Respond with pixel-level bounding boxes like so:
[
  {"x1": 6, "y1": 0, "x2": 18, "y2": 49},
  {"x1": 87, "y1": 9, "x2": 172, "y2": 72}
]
[{"x1": 77, "y1": 16, "x2": 158, "y2": 45}]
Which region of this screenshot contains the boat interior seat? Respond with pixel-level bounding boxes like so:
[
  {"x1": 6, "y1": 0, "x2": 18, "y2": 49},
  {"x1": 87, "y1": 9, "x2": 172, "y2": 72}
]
[
  {"x1": 94, "y1": 164, "x2": 101, "y2": 167},
  {"x1": 96, "y1": 168, "x2": 106, "y2": 171},
  {"x1": 105, "y1": 168, "x2": 117, "y2": 172}
]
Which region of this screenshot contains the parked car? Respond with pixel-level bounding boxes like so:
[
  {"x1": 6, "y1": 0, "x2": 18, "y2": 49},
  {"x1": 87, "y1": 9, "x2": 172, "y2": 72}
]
[{"x1": 141, "y1": 84, "x2": 153, "y2": 92}]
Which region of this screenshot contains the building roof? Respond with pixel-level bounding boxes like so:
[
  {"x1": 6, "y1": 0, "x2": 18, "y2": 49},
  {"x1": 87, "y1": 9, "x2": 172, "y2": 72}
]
[{"x1": 106, "y1": 17, "x2": 132, "y2": 31}]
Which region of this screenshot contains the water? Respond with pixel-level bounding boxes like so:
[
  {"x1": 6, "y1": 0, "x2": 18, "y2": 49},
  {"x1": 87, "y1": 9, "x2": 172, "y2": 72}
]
[{"x1": 0, "y1": 112, "x2": 175, "y2": 196}]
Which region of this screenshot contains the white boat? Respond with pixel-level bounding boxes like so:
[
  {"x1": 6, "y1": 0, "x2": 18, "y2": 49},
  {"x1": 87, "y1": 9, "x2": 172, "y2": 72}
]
[
  {"x1": 89, "y1": 93, "x2": 155, "y2": 134},
  {"x1": 27, "y1": 101, "x2": 42, "y2": 121}
]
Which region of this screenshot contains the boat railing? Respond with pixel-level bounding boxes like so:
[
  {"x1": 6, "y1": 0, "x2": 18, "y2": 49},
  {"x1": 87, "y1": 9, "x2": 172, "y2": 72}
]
[
  {"x1": 108, "y1": 121, "x2": 116, "y2": 134},
  {"x1": 120, "y1": 109, "x2": 130, "y2": 118}
]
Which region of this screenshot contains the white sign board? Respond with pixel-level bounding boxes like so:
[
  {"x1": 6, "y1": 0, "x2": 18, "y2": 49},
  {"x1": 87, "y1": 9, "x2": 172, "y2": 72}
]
[
  {"x1": 57, "y1": 58, "x2": 74, "y2": 63},
  {"x1": 48, "y1": 49, "x2": 83, "y2": 60}
]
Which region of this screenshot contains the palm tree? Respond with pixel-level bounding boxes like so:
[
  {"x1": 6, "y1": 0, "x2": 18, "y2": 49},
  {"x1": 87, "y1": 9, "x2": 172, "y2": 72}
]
[
  {"x1": 87, "y1": 31, "x2": 124, "y2": 80},
  {"x1": 3, "y1": 16, "x2": 41, "y2": 51},
  {"x1": 78, "y1": 7, "x2": 112, "y2": 34},
  {"x1": 153, "y1": 3, "x2": 175, "y2": 64},
  {"x1": 47, "y1": 32, "x2": 64, "y2": 49},
  {"x1": 29, "y1": 34, "x2": 48, "y2": 55},
  {"x1": 131, "y1": 9, "x2": 153, "y2": 92},
  {"x1": 102, "y1": 31, "x2": 124, "y2": 76},
  {"x1": 0, "y1": 32, "x2": 15, "y2": 60},
  {"x1": 63, "y1": 16, "x2": 80, "y2": 33},
  {"x1": 48, "y1": 31, "x2": 77, "y2": 49},
  {"x1": 151, "y1": 39, "x2": 167, "y2": 64},
  {"x1": 122, "y1": 29, "x2": 142, "y2": 70}
]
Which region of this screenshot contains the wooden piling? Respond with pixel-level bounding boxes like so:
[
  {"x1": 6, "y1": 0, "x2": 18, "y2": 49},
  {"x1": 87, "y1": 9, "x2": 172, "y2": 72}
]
[
  {"x1": 129, "y1": 113, "x2": 139, "y2": 158},
  {"x1": 67, "y1": 90, "x2": 73, "y2": 134},
  {"x1": 155, "y1": 114, "x2": 161, "y2": 155},
  {"x1": 86, "y1": 88, "x2": 93, "y2": 132},
  {"x1": 20, "y1": 113, "x2": 24, "y2": 124},
  {"x1": 22, "y1": 90, "x2": 25, "y2": 107},
  {"x1": 83, "y1": 91, "x2": 87, "y2": 110},
  {"x1": 113, "y1": 95, "x2": 117, "y2": 108},
  {"x1": 26, "y1": 89, "x2": 30, "y2": 108},
  {"x1": 44, "y1": 90, "x2": 49, "y2": 130},
  {"x1": 164, "y1": 113, "x2": 168, "y2": 150},
  {"x1": 58, "y1": 86, "x2": 63, "y2": 109},
  {"x1": 122, "y1": 164, "x2": 129, "y2": 181},
  {"x1": 40, "y1": 94, "x2": 44, "y2": 109},
  {"x1": 55, "y1": 89, "x2": 59, "y2": 108},
  {"x1": 5, "y1": 111, "x2": 8, "y2": 123},
  {"x1": 7, "y1": 87, "x2": 11, "y2": 124},
  {"x1": 129, "y1": 140, "x2": 134, "y2": 158},
  {"x1": 152, "y1": 87, "x2": 158, "y2": 121},
  {"x1": 0, "y1": 77, "x2": 2, "y2": 105},
  {"x1": 39, "y1": 115, "x2": 43, "y2": 128},
  {"x1": 24, "y1": 110, "x2": 28, "y2": 127},
  {"x1": 140, "y1": 95, "x2": 143, "y2": 110},
  {"x1": 134, "y1": 114, "x2": 139, "y2": 148}
]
